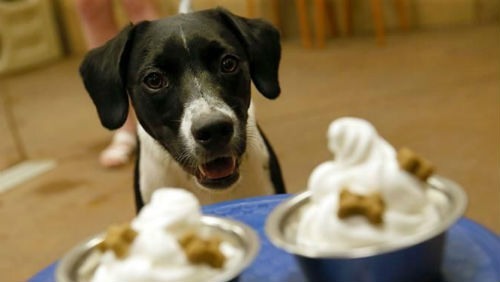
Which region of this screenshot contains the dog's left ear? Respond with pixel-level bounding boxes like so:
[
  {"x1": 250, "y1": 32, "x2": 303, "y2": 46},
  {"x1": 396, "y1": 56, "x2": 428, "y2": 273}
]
[
  {"x1": 79, "y1": 23, "x2": 141, "y2": 130},
  {"x1": 216, "y1": 8, "x2": 281, "y2": 99}
]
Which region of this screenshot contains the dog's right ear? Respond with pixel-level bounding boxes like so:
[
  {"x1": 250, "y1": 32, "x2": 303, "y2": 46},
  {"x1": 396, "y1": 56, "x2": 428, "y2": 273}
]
[
  {"x1": 79, "y1": 24, "x2": 138, "y2": 130},
  {"x1": 215, "y1": 8, "x2": 281, "y2": 100}
]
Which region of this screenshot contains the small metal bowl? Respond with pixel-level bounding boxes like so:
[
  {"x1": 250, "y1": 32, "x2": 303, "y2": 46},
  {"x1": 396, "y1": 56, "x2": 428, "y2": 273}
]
[
  {"x1": 57, "y1": 215, "x2": 259, "y2": 282},
  {"x1": 266, "y1": 175, "x2": 467, "y2": 282}
]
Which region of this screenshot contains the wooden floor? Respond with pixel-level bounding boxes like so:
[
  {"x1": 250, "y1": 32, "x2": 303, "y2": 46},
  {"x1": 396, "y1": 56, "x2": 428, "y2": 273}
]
[{"x1": 0, "y1": 25, "x2": 499, "y2": 281}]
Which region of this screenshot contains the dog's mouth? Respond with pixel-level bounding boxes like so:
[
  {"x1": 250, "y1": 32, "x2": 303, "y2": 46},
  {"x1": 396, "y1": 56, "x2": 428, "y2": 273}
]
[{"x1": 195, "y1": 156, "x2": 239, "y2": 189}]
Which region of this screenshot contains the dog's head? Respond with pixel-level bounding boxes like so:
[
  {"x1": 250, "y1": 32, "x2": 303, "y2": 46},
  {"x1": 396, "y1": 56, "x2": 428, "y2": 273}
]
[{"x1": 80, "y1": 8, "x2": 281, "y2": 190}]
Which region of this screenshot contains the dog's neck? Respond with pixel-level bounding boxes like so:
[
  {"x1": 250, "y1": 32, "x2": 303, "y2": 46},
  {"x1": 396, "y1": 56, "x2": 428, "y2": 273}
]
[{"x1": 137, "y1": 101, "x2": 275, "y2": 205}]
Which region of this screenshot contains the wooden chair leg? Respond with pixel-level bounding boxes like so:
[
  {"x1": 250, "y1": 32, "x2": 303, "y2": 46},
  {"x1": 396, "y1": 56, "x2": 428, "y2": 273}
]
[
  {"x1": 341, "y1": 0, "x2": 352, "y2": 36},
  {"x1": 313, "y1": 0, "x2": 326, "y2": 48},
  {"x1": 296, "y1": 0, "x2": 313, "y2": 48},
  {"x1": 394, "y1": 0, "x2": 409, "y2": 30},
  {"x1": 370, "y1": 0, "x2": 386, "y2": 45},
  {"x1": 325, "y1": 0, "x2": 338, "y2": 38}
]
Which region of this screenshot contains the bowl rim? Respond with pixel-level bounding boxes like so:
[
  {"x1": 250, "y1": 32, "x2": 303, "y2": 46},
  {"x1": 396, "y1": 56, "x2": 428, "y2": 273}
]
[
  {"x1": 265, "y1": 175, "x2": 468, "y2": 259},
  {"x1": 56, "y1": 215, "x2": 260, "y2": 282}
]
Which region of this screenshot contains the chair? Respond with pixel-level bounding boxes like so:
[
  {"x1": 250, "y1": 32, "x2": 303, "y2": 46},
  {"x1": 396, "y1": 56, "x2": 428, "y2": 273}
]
[
  {"x1": 296, "y1": 0, "x2": 410, "y2": 48},
  {"x1": 246, "y1": 0, "x2": 334, "y2": 48}
]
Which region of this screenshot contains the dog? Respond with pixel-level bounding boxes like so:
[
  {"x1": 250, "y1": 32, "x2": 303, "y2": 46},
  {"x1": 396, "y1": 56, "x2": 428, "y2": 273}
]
[{"x1": 79, "y1": 7, "x2": 286, "y2": 210}]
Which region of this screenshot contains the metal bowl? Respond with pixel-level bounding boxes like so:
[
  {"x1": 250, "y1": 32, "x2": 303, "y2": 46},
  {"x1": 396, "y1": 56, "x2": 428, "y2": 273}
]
[
  {"x1": 57, "y1": 215, "x2": 259, "y2": 282},
  {"x1": 265, "y1": 175, "x2": 467, "y2": 282}
]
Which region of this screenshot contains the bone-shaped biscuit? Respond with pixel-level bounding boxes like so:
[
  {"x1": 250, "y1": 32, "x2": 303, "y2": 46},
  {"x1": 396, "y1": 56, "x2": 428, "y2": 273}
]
[
  {"x1": 179, "y1": 232, "x2": 226, "y2": 269},
  {"x1": 397, "y1": 147, "x2": 434, "y2": 181},
  {"x1": 97, "y1": 223, "x2": 137, "y2": 259},
  {"x1": 337, "y1": 189, "x2": 385, "y2": 225}
]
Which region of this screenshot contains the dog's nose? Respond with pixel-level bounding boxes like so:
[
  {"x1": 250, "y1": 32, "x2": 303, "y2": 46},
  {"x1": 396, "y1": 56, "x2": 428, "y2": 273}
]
[{"x1": 191, "y1": 113, "x2": 234, "y2": 149}]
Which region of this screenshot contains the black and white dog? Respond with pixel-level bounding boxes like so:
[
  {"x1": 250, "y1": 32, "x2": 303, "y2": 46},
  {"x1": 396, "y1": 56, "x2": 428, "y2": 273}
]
[{"x1": 79, "y1": 7, "x2": 286, "y2": 209}]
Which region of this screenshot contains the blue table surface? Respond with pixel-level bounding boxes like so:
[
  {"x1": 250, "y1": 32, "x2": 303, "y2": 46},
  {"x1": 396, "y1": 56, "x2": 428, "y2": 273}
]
[{"x1": 30, "y1": 194, "x2": 500, "y2": 282}]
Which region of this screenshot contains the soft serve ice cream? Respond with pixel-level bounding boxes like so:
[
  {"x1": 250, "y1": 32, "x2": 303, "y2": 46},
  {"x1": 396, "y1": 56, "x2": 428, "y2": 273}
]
[
  {"x1": 81, "y1": 188, "x2": 243, "y2": 282},
  {"x1": 294, "y1": 117, "x2": 448, "y2": 250}
]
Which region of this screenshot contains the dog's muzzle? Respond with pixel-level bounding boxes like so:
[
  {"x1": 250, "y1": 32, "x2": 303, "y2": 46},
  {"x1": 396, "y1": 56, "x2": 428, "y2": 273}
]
[{"x1": 191, "y1": 113, "x2": 240, "y2": 189}]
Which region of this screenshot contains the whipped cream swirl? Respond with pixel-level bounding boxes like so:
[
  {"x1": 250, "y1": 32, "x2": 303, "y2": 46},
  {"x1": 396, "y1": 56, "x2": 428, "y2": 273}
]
[
  {"x1": 89, "y1": 188, "x2": 241, "y2": 282},
  {"x1": 296, "y1": 117, "x2": 446, "y2": 250}
]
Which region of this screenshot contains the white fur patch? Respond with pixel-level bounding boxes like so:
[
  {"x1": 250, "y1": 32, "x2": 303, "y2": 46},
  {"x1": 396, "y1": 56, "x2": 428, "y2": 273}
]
[
  {"x1": 179, "y1": 26, "x2": 189, "y2": 54},
  {"x1": 179, "y1": 94, "x2": 238, "y2": 154}
]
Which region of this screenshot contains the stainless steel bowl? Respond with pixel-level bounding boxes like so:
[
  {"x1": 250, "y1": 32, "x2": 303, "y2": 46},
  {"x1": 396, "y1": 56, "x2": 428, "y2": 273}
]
[
  {"x1": 57, "y1": 215, "x2": 260, "y2": 282},
  {"x1": 265, "y1": 175, "x2": 467, "y2": 282}
]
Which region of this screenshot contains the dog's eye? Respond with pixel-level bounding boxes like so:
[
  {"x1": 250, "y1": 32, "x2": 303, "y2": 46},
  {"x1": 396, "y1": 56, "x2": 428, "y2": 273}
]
[
  {"x1": 220, "y1": 55, "x2": 239, "y2": 73},
  {"x1": 143, "y1": 72, "x2": 167, "y2": 90}
]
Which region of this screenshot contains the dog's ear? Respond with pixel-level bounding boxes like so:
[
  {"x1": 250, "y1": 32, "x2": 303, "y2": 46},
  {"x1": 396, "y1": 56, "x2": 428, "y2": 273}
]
[
  {"x1": 79, "y1": 24, "x2": 139, "y2": 130},
  {"x1": 216, "y1": 8, "x2": 281, "y2": 99}
]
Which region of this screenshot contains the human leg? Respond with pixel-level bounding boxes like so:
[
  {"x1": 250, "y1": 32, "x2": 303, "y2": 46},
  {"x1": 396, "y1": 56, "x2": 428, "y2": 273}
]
[
  {"x1": 76, "y1": 0, "x2": 138, "y2": 168},
  {"x1": 99, "y1": 0, "x2": 161, "y2": 167},
  {"x1": 75, "y1": 0, "x2": 117, "y2": 49}
]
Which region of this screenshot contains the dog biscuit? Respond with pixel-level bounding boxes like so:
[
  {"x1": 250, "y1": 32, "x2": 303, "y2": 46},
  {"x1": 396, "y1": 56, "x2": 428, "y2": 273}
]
[
  {"x1": 97, "y1": 223, "x2": 137, "y2": 259},
  {"x1": 179, "y1": 232, "x2": 226, "y2": 269},
  {"x1": 397, "y1": 147, "x2": 434, "y2": 181},
  {"x1": 337, "y1": 189, "x2": 385, "y2": 225}
]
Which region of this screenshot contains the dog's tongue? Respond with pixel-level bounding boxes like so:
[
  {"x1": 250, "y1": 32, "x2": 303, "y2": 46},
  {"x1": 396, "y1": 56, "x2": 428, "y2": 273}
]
[{"x1": 200, "y1": 157, "x2": 236, "y2": 179}]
